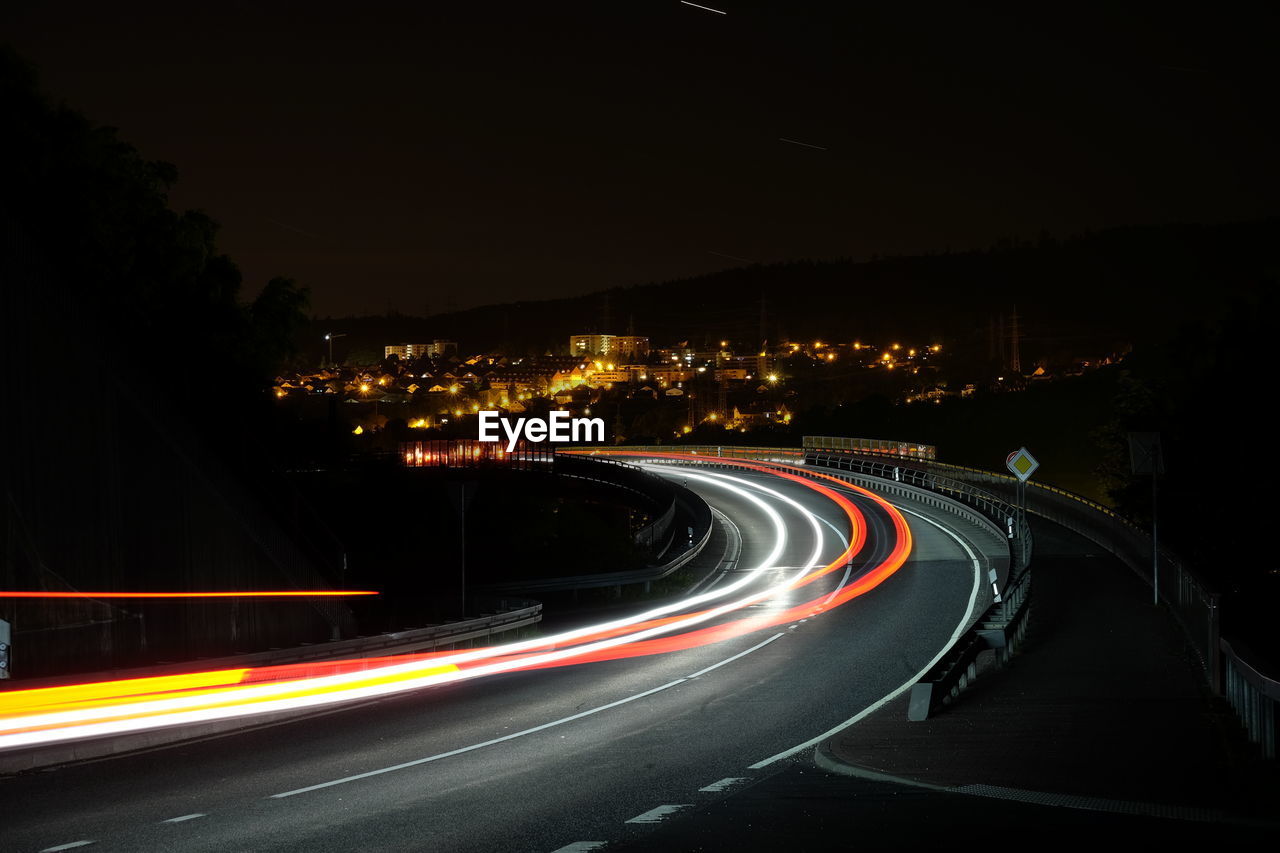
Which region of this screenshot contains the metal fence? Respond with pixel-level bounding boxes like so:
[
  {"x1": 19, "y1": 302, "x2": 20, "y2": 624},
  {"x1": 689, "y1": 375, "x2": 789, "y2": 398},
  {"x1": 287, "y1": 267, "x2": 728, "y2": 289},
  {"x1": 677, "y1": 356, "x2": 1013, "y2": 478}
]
[
  {"x1": 398, "y1": 439, "x2": 555, "y2": 470},
  {"x1": 803, "y1": 450, "x2": 1032, "y2": 572},
  {"x1": 804, "y1": 435, "x2": 938, "y2": 460},
  {"x1": 807, "y1": 450, "x2": 1275, "y2": 758},
  {"x1": 573, "y1": 445, "x2": 805, "y2": 462},
  {"x1": 908, "y1": 460, "x2": 1221, "y2": 684}
]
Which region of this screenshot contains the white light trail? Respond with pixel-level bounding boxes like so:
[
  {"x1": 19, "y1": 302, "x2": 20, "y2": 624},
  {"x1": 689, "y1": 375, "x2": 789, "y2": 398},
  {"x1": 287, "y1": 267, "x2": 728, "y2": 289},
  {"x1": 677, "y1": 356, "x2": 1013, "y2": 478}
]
[
  {"x1": 778, "y1": 137, "x2": 828, "y2": 150},
  {"x1": 680, "y1": 1, "x2": 726, "y2": 14},
  {"x1": 2, "y1": 467, "x2": 845, "y2": 748}
]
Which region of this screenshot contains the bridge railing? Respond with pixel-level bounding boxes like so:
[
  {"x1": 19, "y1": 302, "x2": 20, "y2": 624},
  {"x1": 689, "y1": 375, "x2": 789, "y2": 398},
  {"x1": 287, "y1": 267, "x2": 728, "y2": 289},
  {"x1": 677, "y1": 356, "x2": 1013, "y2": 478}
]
[
  {"x1": 906, "y1": 460, "x2": 1221, "y2": 685},
  {"x1": 803, "y1": 435, "x2": 937, "y2": 460},
  {"x1": 909, "y1": 457, "x2": 1280, "y2": 755},
  {"x1": 588, "y1": 447, "x2": 1029, "y2": 720},
  {"x1": 797, "y1": 452, "x2": 1032, "y2": 720},
  {"x1": 572, "y1": 445, "x2": 805, "y2": 462},
  {"x1": 816, "y1": 452, "x2": 1276, "y2": 758},
  {"x1": 803, "y1": 450, "x2": 1033, "y2": 575},
  {"x1": 475, "y1": 451, "x2": 715, "y2": 595},
  {"x1": 568, "y1": 444, "x2": 1276, "y2": 754}
]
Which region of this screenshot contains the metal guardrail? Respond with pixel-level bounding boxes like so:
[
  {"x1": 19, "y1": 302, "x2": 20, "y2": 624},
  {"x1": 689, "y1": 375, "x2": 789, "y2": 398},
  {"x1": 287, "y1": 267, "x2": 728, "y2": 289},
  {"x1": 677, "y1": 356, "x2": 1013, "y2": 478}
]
[
  {"x1": 804, "y1": 435, "x2": 938, "y2": 460},
  {"x1": 909, "y1": 460, "x2": 1222, "y2": 680},
  {"x1": 2, "y1": 598, "x2": 543, "y2": 691},
  {"x1": 813, "y1": 450, "x2": 1276, "y2": 757},
  {"x1": 391, "y1": 442, "x2": 682, "y2": 556},
  {"x1": 479, "y1": 453, "x2": 715, "y2": 595},
  {"x1": 575, "y1": 445, "x2": 805, "y2": 462},
  {"x1": 796, "y1": 454, "x2": 1032, "y2": 720},
  {"x1": 567, "y1": 443, "x2": 1279, "y2": 754},
  {"x1": 804, "y1": 450, "x2": 1033, "y2": 573},
  {"x1": 606, "y1": 450, "x2": 1030, "y2": 722},
  {"x1": 1222, "y1": 639, "x2": 1280, "y2": 759},
  {"x1": 581, "y1": 446, "x2": 1032, "y2": 720},
  {"x1": 553, "y1": 454, "x2": 678, "y2": 554},
  {"x1": 908, "y1": 458, "x2": 1280, "y2": 756}
]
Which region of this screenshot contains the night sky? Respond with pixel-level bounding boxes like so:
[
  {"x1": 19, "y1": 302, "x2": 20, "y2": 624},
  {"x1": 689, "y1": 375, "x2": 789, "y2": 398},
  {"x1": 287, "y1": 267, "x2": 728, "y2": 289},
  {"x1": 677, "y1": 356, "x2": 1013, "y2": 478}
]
[{"x1": 4, "y1": 2, "x2": 1276, "y2": 316}]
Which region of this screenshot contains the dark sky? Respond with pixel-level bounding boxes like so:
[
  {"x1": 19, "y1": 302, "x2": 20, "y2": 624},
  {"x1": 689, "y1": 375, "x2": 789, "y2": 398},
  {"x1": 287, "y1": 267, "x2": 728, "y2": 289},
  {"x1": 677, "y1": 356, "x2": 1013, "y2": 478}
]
[{"x1": 4, "y1": 2, "x2": 1277, "y2": 316}]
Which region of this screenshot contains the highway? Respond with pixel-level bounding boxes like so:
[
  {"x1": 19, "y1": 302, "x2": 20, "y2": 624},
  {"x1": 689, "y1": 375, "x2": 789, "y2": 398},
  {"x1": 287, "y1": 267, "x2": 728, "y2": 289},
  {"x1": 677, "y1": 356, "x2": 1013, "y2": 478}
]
[{"x1": 0, "y1": 459, "x2": 997, "y2": 852}]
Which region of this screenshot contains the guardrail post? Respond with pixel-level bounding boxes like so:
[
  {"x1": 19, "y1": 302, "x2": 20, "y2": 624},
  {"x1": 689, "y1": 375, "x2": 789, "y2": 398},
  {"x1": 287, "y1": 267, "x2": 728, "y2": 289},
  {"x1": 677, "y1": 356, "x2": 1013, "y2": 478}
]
[
  {"x1": 1208, "y1": 593, "x2": 1222, "y2": 694},
  {"x1": 907, "y1": 683, "x2": 935, "y2": 721}
]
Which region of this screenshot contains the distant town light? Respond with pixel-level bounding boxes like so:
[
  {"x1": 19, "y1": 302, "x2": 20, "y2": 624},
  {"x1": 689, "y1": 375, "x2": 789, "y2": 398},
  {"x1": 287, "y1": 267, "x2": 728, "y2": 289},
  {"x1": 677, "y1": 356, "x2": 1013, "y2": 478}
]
[{"x1": 352, "y1": 425, "x2": 363, "y2": 434}]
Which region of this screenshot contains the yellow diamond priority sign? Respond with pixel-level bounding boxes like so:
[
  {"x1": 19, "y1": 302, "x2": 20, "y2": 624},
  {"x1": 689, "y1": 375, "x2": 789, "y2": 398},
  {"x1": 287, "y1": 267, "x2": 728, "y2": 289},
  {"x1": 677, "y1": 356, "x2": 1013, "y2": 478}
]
[{"x1": 1006, "y1": 447, "x2": 1039, "y2": 482}]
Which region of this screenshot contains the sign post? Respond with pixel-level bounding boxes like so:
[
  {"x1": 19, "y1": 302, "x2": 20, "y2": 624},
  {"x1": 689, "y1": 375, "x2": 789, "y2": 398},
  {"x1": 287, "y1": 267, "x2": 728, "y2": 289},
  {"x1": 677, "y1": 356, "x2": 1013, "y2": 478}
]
[
  {"x1": 447, "y1": 482, "x2": 479, "y2": 617},
  {"x1": 1128, "y1": 432, "x2": 1165, "y2": 606},
  {"x1": 1005, "y1": 447, "x2": 1039, "y2": 567}
]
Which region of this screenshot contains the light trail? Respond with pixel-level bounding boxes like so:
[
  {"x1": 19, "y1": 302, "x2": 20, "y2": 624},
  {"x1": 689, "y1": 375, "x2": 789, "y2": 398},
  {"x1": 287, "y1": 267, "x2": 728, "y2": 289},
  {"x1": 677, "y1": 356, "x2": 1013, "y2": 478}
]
[
  {"x1": 0, "y1": 457, "x2": 910, "y2": 750},
  {"x1": 0, "y1": 591, "x2": 378, "y2": 598},
  {"x1": 679, "y1": 1, "x2": 726, "y2": 14}
]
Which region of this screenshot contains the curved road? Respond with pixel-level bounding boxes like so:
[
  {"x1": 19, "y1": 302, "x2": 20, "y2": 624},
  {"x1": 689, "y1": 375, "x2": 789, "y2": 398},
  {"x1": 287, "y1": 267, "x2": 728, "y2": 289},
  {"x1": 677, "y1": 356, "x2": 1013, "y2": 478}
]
[{"x1": 0, "y1": 459, "x2": 994, "y2": 852}]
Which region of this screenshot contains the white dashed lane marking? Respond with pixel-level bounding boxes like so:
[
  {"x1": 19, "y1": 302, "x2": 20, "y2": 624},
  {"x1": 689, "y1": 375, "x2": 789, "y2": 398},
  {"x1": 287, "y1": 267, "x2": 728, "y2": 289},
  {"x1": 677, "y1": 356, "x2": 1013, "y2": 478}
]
[
  {"x1": 698, "y1": 777, "x2": 748, "y2": 793},
  {"x1": 625, "y1": 804, "x2": 692, "y2": 824},
  {"x1": 161, "y1": 813, "x2": 207, "y2": 823}
]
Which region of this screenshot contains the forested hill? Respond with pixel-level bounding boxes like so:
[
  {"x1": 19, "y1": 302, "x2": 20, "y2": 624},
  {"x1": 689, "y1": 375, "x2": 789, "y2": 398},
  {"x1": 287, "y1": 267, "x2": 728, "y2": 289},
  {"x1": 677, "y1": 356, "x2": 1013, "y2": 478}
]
[{"x1": 307, "y1": 217, "x2": 1278, "y2": 363}]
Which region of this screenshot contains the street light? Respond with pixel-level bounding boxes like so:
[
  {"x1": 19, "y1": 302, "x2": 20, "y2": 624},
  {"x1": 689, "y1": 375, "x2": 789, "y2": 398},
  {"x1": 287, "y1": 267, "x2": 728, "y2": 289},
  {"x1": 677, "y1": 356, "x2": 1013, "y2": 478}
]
[{"x1": 324, "y1": 332, "x2": 347, "y2": 366}]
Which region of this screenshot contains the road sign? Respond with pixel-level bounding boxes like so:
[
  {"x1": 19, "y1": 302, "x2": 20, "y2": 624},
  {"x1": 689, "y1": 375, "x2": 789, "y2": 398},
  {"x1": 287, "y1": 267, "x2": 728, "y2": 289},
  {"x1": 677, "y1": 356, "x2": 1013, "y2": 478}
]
[
  {"x1": 1128, "y1": 432, "x2": 1165, "y2": 475},
  {"x1": 1006, "y1": 447, "x2": 1039, "y2": 482}
]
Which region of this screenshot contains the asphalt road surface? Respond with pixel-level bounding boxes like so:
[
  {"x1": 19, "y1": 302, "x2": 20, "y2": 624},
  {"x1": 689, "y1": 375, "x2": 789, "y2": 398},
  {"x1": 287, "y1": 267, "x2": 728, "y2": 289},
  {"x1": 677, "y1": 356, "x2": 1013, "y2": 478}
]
[{"x1": 1, "y1": 461, "x2": 996, "y2": 852}]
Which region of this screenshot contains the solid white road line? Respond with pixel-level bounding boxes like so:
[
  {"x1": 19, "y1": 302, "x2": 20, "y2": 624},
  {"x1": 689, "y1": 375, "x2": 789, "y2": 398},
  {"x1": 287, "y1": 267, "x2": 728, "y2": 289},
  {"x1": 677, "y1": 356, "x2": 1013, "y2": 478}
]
[
  {"x1": 5, "y1": 470, "x2": 796, "y2": 751},
  {"x1": 160, "y1": 813, "x2": 206, "y2": 823},
  {"x1": 272, "y1": 633, "x2": 788, "y2": 799},
  {"x1": 685, "y1": 632, "x2": 784, "y2": 678},
  {"x1": 746, "y1": 500, "x2": 984, "y2": 769},
  {"x1": 271, "y1": 678, "x2": 687, "y2": 799},
  {"x1": 625, "y1": 804, "x2": 692, "y2": 824}
]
